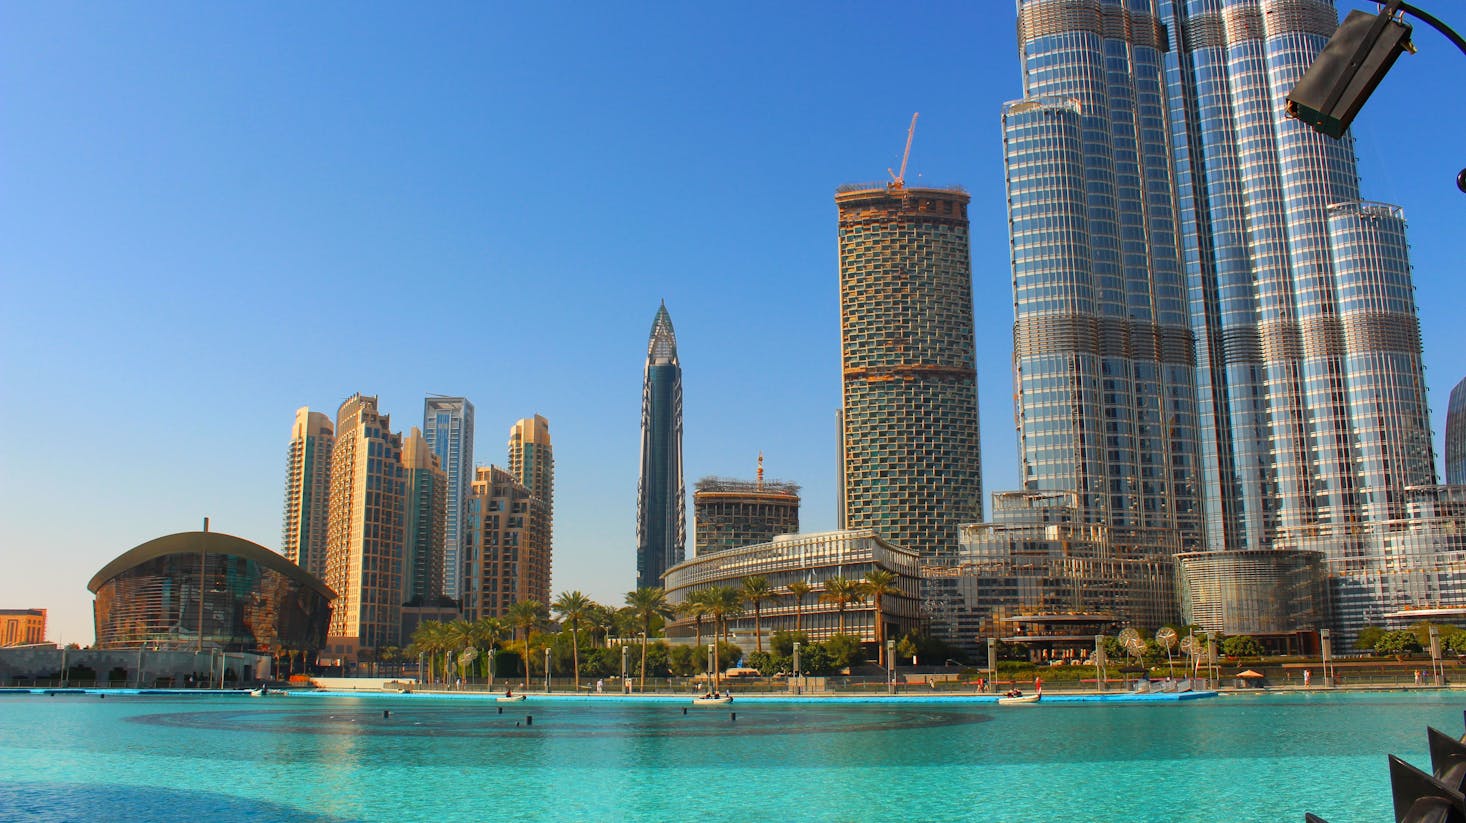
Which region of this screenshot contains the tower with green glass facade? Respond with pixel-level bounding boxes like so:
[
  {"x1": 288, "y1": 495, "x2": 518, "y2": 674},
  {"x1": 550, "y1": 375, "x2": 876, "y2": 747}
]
[
  {"x1": 636, "y1": 303, "x2": 685, "y2": 588},
  {"x1": 836, "y1": 184, "x2": 983, "y2": 562}
]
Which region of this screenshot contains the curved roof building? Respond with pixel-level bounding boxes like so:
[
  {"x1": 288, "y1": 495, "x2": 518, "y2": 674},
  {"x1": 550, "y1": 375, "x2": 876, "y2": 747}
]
[{"x1": 89, "y1": 530, "x2": 335, "y2": 652}]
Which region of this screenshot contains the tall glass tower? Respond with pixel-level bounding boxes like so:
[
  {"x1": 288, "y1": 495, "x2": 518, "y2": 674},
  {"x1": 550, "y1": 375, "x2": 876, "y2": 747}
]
[
  {"x1": 423, "y1": 396, "x2": 474, "y2": 601},
  {"x1": 836, "y1": 184, "x2": 983, "y2": 562},
  {"x1": 636, "y1": 302, "x2": 685, "y2": 589},
  {"x1": 1447, "y1": 378, "x2": 1466, "y2": 486},
  {"x1": 1010, "y1": 0, "x2": 1437, "y2": 638}
]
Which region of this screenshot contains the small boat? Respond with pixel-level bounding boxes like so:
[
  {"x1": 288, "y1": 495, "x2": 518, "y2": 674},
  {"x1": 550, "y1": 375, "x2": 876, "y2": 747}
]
[
  {"x1": 496, "y1": 694, "x2": 527, "y2": 703},
  {"x1": 998, "y1": 693, "x2": 1041, "y2": 705},
  {"x1": 692, "y1": 694, "x2": 733, "y2": 706}
]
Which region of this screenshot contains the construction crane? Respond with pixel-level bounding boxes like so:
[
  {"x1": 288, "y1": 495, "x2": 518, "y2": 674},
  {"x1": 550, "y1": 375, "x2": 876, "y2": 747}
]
[{"x1": 887, "y1": 112, "x2": 919, "y2": 189}]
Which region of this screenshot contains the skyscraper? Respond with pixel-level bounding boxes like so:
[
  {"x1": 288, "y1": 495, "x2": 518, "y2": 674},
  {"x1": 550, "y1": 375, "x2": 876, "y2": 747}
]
[
  {"x1": 423, "y1": 396, "x2": 474, "y2": 601},
  {"x1": 1447, "y1": 378, "x2": 1466, "y2": 486},
  {"x1": 836, "y1": 184, "x2": 983, "y2": 562},
  {"x1": 1009, "y1": 0, "x2": 1438, "y2": 639},
  {"x1": 281, "y1": 407, "x2": 333, "y2": 579},
  {"x1": 324, "y1": 394, "x2": 405, "y2": 656},
  {"x1": 636, "y1": 302, "x2": 685, "y2": 589},
  {"x1": 508, "y1": 414, "x2": 554, "y2": 589},
  {"x1": 461, "y1": 465, "x2": 551, "y2": 620},
  {"x1": 401, "y1": 427, "x2": 447, "y2": 607}
]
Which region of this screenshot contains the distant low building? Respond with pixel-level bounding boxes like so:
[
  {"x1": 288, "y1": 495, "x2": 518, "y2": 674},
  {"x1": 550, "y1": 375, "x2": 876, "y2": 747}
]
[
  {"x1": 0, "y1": 609, "x2": 45, "y2": 646},
  {"x1": 923, "y1": 491, "x2": 1178, "y2": 656},
  {"x1": 88, "y1": 530, "x2": 335, "y2": 654},
  {"x1": 663, "y1": 529, "x2": 920, "y2": 647},
  {"x1": 693, "y1": 464, "x2": 800, "y2": 556}
]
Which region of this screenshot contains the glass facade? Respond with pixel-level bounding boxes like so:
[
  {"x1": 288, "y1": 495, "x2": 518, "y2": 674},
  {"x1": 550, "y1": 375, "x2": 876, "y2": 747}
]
[
  {"x1": 1447, "y1": 378, "x2": 1466, "y2": 486},
  {"x1": 423, "y1": 396, "x2": 474, "y2": 601},
  {"x1": 637, "y1": 303, "x2": 686, "y2": 588},
  {"x1": 401, "y1": 427, "x2": 447, "y2": 607},
  {"x1": 663, "y1": 530, "x2": 921, "y2": 644},
  {"x1": 1013, "y1": 0, "x2": 1444, "y2": 639},
  {"x1": 836, "y1": 185, "x2": 983, "y2": 564},
  {"x1": 1176, "y1": 549, "x2": 1330, "y2": 636},
  {"x1": 89, "y1": 532, "x2": 334, "y2": 652},
  {"x1": 461, "y1": 466, "x2": 551, "y2": 620},
  {"x1": 923, "y1": 492, "x2": 1179, "y2": 654}
]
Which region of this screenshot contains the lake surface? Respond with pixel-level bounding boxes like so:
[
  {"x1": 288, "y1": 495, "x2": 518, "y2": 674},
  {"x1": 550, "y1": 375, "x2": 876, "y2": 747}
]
[{"x1": 0, "y1": 690, "x2": 1458, "y2": 821}]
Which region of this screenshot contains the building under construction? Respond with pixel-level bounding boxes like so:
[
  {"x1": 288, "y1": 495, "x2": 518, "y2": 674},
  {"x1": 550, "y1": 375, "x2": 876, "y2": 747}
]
[{"x1": 693, "y1": 463, "x2": 800, "y2": 556}]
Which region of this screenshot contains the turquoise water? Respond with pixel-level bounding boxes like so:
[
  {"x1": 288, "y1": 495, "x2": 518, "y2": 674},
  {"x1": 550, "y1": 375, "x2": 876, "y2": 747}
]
[{"x1": 0, "y1": 690, "x2": 1459, "y2": 822}]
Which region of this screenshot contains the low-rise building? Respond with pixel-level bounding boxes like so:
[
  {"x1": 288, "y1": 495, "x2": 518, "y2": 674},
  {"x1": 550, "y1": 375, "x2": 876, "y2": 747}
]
[{"x1": 0, "y1": 609, "x2": 46, "y2": 646}]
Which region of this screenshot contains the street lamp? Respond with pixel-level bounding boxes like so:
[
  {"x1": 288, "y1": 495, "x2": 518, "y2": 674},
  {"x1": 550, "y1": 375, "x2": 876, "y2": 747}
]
[
  {"x1": 887, "y1": 639, "x2": 896, "y2": 695},
  {"x1": 793, "y1": 642, "x2": 801, "y2": 694},
  {"x1": 489, "y1": 644, "x2": 496, "y2": 688},
  {"x1": 638, "y1": 632, "x2": 648, "y2": 694},
  {"x1": 621, "y1": 644, "x2": 628, "y2": 693},
  {"x1": 544, "y1": 647, "x2": 551, "y2": 693}
]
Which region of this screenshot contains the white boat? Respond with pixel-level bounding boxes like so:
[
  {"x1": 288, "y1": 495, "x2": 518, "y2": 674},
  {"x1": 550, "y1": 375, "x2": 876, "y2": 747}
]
[
  {"x1": 692, "y1": 694, "x2": 733, "y2": 706},
  {"x1": 248, "y1": 688, "x2": 287, "y2": 697},
  {"x1": 496, "y1": 694, "x2": 527, "y2": 703},
  {"x1": 997, "y1": 694, "x2": 1041, "y2": 705}
]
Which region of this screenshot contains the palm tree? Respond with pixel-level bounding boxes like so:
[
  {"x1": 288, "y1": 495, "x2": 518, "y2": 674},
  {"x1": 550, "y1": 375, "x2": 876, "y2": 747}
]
[
  {"x1": 507, "y1": 600, "x2": 547, "y2": 682},
  {"x1": 469, "y1": 617, "x2": 507, "y2": 683},
  {"x1": 584, "y1": 604, "x2": 617, "y2": 648},
  {"x1": 409, "y1": 620, "x2": 449, "y2": 684},
  {"x1": 703, "y1": 586, "x2": 744, "y2": 687},
  {"x1": 862, "y1": 569, "x2": 901, "y2": 666},
  {"x1": 820, "y1": 576, "x2": 863, "y2": 634},
  {"x1": 624, "y1": 587, "x2": 674, "y2": 637},
  {"x1": 677, "y1": 590, "x2": 712, "y2": 647},
  {"x1": 553, "y1": 590, "x2": 594, "y2": 690},
  {"x1": 741, "y1": 576, "x2": 775, "y2": 653},
  {"x1": 786, "y1": 581, "x2": 812, "y2": 633}
]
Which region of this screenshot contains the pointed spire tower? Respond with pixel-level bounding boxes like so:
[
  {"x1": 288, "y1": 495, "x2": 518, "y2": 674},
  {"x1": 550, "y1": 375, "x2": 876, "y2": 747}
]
[{"x1": 636, "y1": 301, "x2": 686, "y2": 589}]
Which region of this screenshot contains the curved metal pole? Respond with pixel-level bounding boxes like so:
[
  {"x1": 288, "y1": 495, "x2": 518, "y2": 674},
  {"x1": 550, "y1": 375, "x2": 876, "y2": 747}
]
[{"x1": 1396, "y1": 2, "x2": 1466, "y2": 58}]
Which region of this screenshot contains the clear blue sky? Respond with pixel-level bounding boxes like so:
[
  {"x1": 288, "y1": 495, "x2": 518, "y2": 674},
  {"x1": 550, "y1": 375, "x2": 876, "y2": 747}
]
[{"x1": 2, "y1": 2, "x2": 1462, "y2": 645}]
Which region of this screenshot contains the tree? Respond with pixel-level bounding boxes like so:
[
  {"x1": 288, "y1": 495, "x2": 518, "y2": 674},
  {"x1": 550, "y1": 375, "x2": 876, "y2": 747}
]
[
  {"x1": 409, "y1": 620, "x2": 451, "y2": 684},
  {"x1": 771, "y1": 630, "x2": 808, "y2": 658},
  {"x1": 824, "y1": 634, "x2": 865, "y2": 670},
  {"x1": 1355, "y1": 625, "x2": 1387, "y2": 652},
  {"x1": 703, "y1": 586, "x2": 744, "y2": 682},
  {"x1": 1374, "y1": 630, "x2": 1423, "y2": 657},
  {"x1": 1221, "y1": 635, "x2": 1263, "y2": 658},
  {"x1": 508, "y1": 600, "x2": 547, "y2": 683},
  {"x1": 553, "y1": 590, "x2": 594, "y2": 690},
  {"x1": 819, "y1": 577, "x2": 863, "y2": 634},
  {"x1": 678, "y1": 590, "x2": 713, "y2": 647},
  {"x1": 786, "y1": 581, "x2": 813, "y2": 633},
  {"x1": 741, "y1": 576, "x2": 776, "y2": 653},
  {"x1": 624, "y1": 587, "x2": 674, "y2": 638},
  {"x1": 469, "y1": 618, "x2": 507, "y2": 683},
  {"x1": 862, "y1": 569, "x2": 900, "y2": 666}
]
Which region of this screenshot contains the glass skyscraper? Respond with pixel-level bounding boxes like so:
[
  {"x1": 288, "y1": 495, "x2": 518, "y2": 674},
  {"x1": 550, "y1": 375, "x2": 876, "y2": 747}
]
[
  {"x1": 423, "y1": 395, "x2": 474, "y2": 601},
  {"x1": 836, "y1": 184, "x2": 983, "y2": 562},
  {"x1": 1009, "y1": 0, "x2": 1437, "y2": 640},
  {"x1": 636, "y1": 302, "x2": 685, "y2": 589},
  {"x1": 1447, "y1": 378, "x2": 1466, "y2": 486}
]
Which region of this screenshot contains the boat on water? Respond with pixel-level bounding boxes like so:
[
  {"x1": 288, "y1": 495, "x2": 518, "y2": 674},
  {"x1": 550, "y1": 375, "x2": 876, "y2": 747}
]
[
  {"x1": 248, "y1": 688, "x2": 288, "y2": 698},
  {"x1": 692, "y1": 694, "x2": 733, "y2": 706},
  {"x1": 998, "y1": 693, "x2": 1040, "y2": 705},
  {"x1": 497, "y1": 694, "x2": 527, "y2": 703}
]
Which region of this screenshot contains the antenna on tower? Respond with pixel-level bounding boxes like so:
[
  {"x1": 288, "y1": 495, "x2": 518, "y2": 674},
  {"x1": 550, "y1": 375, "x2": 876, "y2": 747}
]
[{"x1": 887, "y1": 112, "x2": 919, "y2": 189}]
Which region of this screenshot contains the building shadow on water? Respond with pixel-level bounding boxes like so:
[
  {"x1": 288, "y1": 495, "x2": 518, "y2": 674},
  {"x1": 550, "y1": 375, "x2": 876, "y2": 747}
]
[{"x1": 0, "y1": 783, "x2": 355, "y2": 823}]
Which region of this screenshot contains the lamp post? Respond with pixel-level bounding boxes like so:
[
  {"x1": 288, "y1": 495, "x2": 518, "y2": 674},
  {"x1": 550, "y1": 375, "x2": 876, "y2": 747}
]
[
  {"x1": 638, "y1": 632, "x2": 648, "y2": 694},
  {"x1": 792, "y1": 642, "x2": 801, "y2": 694},
  {"x1": 418, "y1": 652, "x2": 426, "y2": 686},
  {"x1": 544, "y1": 647, "x2": 551, "y2": 693},
  {"x1": 1430, "y1": 625, "x2": 1443, "y2": 685},
  {"x1": 621, "y1": 644, "x2": 628, "y2": 693},
  {"x1": 1320, "y1": 629, "x2": 1334, "y2": 688},
  {"x1": 887, "y1": 639, "x2": 896, "y2": 695},
  {"x1": 489, "y1": 644, "x2": 496, "y2": 688}
]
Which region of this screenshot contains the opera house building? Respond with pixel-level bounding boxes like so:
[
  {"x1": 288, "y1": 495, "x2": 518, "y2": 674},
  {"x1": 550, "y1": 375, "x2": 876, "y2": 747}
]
[{"x1": 88, "y1": 530, "x2": 335, "y2": 653}]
